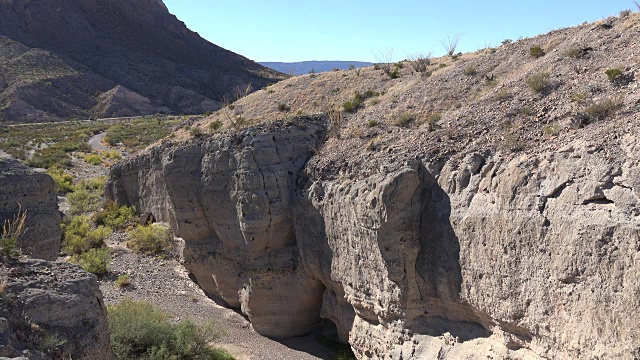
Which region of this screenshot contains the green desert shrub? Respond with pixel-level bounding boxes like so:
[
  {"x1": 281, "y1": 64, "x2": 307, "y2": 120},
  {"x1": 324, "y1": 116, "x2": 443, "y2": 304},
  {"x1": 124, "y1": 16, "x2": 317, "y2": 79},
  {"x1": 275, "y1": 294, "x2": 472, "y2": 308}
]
[
  {"x1": 526, "y1": 72, "x2": 551, "y2": 93},
  {"x1": 570, "y1": 92, "x2": 587, "y2": 103},
  {"x1": 72, "y1": 247, "x2": 110, "y2": 276},
  {"x1": 114, "y1": 275, "x2": 132, "y2": 289},
  {"x1": 209, "y1": 120, "x2": 223, "y2": 131},
  {"x1": 343, "y1": 90, "x2": 380, "y2": 113},
  {"x1": 424, "y1": 113, "x2": 442, "y2": 124},
  {"x1": 62, "y1": 215, "x2": 112, "y2": 255},
  {"x1": 0, "y1": 207, "x2": 27, "y2": 260},
  {"x1": 395, "y1": 112, "x2": 415, "y2": 127},
  {"x1": 93, "y1": 201, "x2": 137, "y2": 230},
  {"x1": 127, "y1": 224, "x2": 172, "y2": 255},
  {"x1": 83, "y1": 154, "x2": 102, "y2": 165},
  {"x1": 529, "y1": 46, "x2": 545, "y2": 58},
  {"x1": 108, "y1": 300, "x2": 231, "y2": 360},
  {"x1": 585, "y1": 97, "x2": 623, "y2": 122},
  {"x1": 605, "y1": 68, "x2": 625, "y2": 85},
  {"x1": 26, "y1": 147, "x2": 72, "y2": 169},
  {"x1": 47, "y1": 168, "x2": 74, "y2": 194},
  {"x1": 563, "y1": 47, "x2": 585, "y2": 59},
  {"x1": 67, "y1": 187, "x2": 102, "y2": 215},
  {"x1": 102, "y1": 150, "x2": 122, "y2": 161},
  {"x1": 277, "y1": 103, "x2": 291, "y2": 112}
]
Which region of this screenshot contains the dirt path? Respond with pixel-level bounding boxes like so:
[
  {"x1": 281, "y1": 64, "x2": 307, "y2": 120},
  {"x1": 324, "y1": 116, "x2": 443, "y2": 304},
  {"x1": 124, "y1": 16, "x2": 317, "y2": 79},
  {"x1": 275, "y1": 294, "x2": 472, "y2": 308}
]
[
  {"x1": 98, "y1": 234, "x2": 333, "y2": 360},
  {"x1": 88, "y1": 132, "x2": 110, "y2": 152}
]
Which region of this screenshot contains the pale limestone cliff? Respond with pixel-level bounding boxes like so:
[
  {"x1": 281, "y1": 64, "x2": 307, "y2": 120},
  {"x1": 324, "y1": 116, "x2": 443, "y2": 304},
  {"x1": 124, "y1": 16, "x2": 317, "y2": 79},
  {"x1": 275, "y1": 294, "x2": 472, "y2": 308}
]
[
  {"x1": 107, "y1": 118, "x2": 640, "y2": 359},
  {"x1": 107, "y1": 116, "x2": 327, "y2": 338}
]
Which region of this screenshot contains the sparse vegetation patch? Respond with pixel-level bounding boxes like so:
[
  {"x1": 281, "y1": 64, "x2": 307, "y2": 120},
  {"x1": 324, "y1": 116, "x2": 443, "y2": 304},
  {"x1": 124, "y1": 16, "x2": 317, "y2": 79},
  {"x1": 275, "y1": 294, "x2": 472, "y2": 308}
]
[
  {"x1": 395, "y1": 112, "x2": 415, "y2": 127},
  {"x1": 108, "y1": 300, "x2": 232, "y2": 360},
  {"x1": 529, "y1": 46, "x2": 545, "y2": 58},
  {"x1": 585, "y1": 97, "x2": 623, "y2": 122},
  {"x1": 127, "y1": 224, "x2": 172, "y2": 255},
  {"x1": 343, "y1": 90, "x2": 380, "y2": 113},
  {"x1": 526, "y1": 72, "x2": 551, "y2": 93}
]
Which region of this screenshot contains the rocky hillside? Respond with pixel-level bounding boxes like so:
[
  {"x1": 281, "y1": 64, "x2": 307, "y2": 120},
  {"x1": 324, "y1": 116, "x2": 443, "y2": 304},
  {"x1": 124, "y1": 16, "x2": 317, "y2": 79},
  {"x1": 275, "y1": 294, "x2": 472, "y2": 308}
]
[
  {"x1": 0, "y1": 0, "x2": 285, "y2": 123},
  {"x1": 260, "y1": 61, "x2": 373, "y2": 75},
  {"x1": 107, "y1": 13, "x2": 640, "y2": 360}
]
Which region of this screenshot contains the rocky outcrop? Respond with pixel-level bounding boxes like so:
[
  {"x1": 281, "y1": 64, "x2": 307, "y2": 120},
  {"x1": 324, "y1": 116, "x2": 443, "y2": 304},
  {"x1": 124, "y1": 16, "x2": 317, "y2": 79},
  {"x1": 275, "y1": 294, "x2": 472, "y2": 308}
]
[
  {"x1": 108, "y1": 118, "x2": 640, "y2": 359},
  {"x1": 0, "y1": 259, "x2": 112, "y2": 359},
  {"x1": 107, "y1": 116, "x2": 327, "y2": 338},
  {"x1": 0, "y1": 159, "x2": 60, "y2": 260}
]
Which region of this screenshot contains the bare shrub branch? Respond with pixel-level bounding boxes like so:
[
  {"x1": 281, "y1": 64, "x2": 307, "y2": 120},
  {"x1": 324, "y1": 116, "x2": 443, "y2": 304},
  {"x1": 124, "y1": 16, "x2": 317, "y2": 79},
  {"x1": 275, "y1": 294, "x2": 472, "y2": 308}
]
[
  {"x1": 407, "y1": 52, "x2": 433, "y2": 73},
  {"x1": 373, "y1": 48, "x2": 394, "y2": 75},
  {"x1": 440, "y1": 34, "x2": 462, "y2": 56}
]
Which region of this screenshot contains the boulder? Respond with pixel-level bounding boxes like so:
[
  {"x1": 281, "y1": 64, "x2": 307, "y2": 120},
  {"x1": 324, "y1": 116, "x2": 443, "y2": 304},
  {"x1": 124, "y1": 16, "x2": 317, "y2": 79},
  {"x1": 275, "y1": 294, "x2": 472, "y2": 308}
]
[
  {"x1": 0, "y1": 159, "x2": 61, "y2": 260},
  {"x1": 0, "y1": 259, "x2": 112, "y2": 359}
]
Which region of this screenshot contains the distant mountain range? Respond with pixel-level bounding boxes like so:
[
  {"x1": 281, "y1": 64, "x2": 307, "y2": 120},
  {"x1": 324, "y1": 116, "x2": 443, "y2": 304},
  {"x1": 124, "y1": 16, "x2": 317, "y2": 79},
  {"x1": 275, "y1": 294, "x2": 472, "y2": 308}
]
[
  {"x1": 260, "y1": 61, "x2": 373, "y2": 76},
  {"x1": 0, "y1": 0, "x2": 285, "y2": 123}
]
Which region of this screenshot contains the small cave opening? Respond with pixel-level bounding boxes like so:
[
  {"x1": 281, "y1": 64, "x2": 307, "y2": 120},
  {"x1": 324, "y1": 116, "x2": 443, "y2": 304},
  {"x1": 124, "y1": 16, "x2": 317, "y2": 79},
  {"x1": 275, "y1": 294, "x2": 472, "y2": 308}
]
[{"x1": 317, "y1": 319, "x2": 356, "y2": 359}]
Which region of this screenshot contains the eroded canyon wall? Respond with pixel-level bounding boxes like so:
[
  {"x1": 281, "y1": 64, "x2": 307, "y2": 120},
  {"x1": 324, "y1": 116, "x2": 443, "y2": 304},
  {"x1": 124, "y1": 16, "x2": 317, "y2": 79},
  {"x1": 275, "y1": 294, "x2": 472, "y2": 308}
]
[{"x1": 107, "y1": 120, "x2": 640, "y2": 359}]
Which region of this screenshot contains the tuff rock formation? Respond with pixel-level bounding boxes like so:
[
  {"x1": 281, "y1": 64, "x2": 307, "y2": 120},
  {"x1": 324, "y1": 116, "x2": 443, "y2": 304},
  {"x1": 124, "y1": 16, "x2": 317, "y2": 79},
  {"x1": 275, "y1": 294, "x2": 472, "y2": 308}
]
[
  {"x1": 0, "y1": 259, "x2": 112, "y2": 359},
  {"x1": 107, "y1": 117, "x2": 327, "y2": 338},
  {"x1": 0, "y1": 158, "x2": 60, "y2": 260},
  {"x1": 107, "y1": 116, "x2": 640, "y2": 359}
]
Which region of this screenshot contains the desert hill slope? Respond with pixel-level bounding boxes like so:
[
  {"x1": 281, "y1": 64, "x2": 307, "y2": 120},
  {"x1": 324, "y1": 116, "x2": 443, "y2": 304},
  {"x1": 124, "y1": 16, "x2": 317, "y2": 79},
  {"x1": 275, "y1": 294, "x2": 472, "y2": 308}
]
[
  {"x1": 0, "y1": 0, "x2": 285, "y2": 122},
  {"x1": 109, "y1": 13, "x2": 640, "y2": 359},
  {"x1": 260, "y1": 61, "x2": 373, "y2": 75}
]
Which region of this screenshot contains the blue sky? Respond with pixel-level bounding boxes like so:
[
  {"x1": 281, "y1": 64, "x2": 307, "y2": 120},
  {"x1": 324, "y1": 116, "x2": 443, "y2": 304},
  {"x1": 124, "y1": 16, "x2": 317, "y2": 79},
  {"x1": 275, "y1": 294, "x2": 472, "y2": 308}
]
[{"x1": 163, "y1": 0, "x2": 633, "y2": 62}]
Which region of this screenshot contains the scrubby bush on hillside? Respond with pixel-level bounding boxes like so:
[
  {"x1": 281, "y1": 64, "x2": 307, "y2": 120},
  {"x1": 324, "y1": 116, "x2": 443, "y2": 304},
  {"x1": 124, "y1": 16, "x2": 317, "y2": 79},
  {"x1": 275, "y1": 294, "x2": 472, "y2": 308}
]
[
  {"x1": 62, "y1": 215, "x2": 112, "y2": 255},
  {"x1": 0, "y1": 207, "x2": 26, "y2": 260},
  {"x1": 529, "y1": 46, "x2": 545, "y2": 58},
  {"x1": 108, "y1": 300, "x2": 232, "y2": 360},
  {"x1": 72, "y1": 247, "x2": 110, "y2": 276},
  {"x1": 526, "y1": 72, "x2": 551, "y2": 93},
  {"x1": 563, "y1": 47, "x2": 586, "y2": 59},
  {"x1": 93, "y1": 201, "x2": 136, "y2": 230},
  {"x1": 67, "y1": 187, "x2": 102, "y2": 215},
  {"x1": 277, "y1": 103, "x2": 291, "y2": 112},
  {"x1": 585, "y1": 97, "x2": 623, "y2": 122},
  {"x1": 209, "y1": 120, "x2": 223, "y2": 131},
  {"x1": 66, "y1": 177, "x2": 105, "y2": 215},
  {"x1": 47, "y1": 168, "x2": 74, "y2": 194},
  {"x1": 343, "y1": 90, "x2": 380, "y2": 113},
  {"x1": 408, "y1": 53, "x2": 432, "y2": 73},
  {"x1": 127, "y1": 224, "x2": 172, "y2": 255},
  {"x1": 114, "y1": 275, "x2": 132, "y2": 289},
  {"x1": 395, "y1": 112, "x2": 415, "y2": 127},
  {"x1": 605, "y1": 68, "x2": 625, "y2": 85},
  {"x1": 84, "y1": 154, "x2": 102, "y2": 165}
]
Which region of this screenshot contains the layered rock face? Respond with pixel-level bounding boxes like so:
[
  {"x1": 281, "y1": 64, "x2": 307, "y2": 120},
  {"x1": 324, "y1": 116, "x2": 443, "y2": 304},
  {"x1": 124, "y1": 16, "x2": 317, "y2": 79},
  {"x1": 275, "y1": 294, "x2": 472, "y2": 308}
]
[
  {"x1": 0, "y1": 259, "x2": 112, "y2": 359},
  {"x1": 108, "y1": 120, "x2": 640, "y2": 359},
  {"x1": 107, "y1": 117, "x2": 327, "y2": 338},
  {"x1": 0, "y1": 159, "x2": 60, "y2": 260}
]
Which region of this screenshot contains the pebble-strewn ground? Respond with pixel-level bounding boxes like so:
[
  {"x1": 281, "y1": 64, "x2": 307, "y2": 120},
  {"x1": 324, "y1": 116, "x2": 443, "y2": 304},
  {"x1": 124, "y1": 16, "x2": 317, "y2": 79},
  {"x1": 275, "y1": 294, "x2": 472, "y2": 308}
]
[{"x1": 98, "y1": 233, "x2": 334, "y2": 360}]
